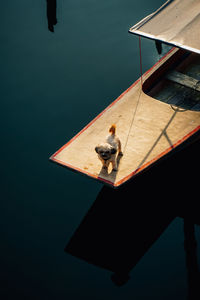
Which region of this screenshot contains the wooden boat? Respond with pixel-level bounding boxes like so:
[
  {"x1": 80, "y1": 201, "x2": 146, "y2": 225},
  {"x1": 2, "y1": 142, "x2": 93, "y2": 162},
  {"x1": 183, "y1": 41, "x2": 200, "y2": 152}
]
[{"x1": 50, "y1": 0, "x2": 200, "y2": 188}]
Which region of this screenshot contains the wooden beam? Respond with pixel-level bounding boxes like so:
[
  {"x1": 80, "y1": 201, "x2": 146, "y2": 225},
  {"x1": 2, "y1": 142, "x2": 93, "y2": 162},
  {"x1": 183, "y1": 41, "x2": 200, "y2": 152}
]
[{"x1": 166, "y1": 71, "x2": 200, "y2": 92}]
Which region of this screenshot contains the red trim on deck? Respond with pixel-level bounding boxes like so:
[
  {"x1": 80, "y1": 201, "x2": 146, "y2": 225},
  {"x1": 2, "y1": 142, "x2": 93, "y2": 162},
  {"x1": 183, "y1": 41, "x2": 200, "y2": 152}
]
[
  {"x1": 50, "y1": 48, "x2": 199, "y2": 188},
  {"x1": 52, "y1": 124, "x2": 199, "y2": 187},
  {"x1": 115, "y1": 125, "x2": 200, "y2": 187}
]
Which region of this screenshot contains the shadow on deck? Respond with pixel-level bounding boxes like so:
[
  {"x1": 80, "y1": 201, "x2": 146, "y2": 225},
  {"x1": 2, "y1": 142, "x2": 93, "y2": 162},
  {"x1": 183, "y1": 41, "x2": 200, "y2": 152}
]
[{"x1": 147, "y1": 51, "x2": 200, "y2": 112}]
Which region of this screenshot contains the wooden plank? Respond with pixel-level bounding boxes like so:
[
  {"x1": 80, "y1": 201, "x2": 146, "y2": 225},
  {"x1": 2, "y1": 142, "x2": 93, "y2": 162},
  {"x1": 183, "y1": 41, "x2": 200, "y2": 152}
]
[
  {"x1": 166, "y1": 70, "x2": 200, "y2": 92},
  {"x1": 50, "y1": 48, "x2": 200, "y2": 188}
]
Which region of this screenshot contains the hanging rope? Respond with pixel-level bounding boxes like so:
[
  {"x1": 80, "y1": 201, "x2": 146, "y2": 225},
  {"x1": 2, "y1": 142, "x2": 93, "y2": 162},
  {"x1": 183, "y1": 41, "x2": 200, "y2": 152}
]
[
  {"x1": 123, "y1": 36, "x2": 143, "y2": 153},
  {"x1": 139, "y1": 36, "x2": 143, "y2": 86}
]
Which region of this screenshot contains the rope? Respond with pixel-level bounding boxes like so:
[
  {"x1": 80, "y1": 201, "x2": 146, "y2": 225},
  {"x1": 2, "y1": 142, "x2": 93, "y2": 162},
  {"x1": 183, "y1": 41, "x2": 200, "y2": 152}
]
[
  {"x1": 123, "y1": 36, "x2": 143, "y2": 153},
  {"x1": 139, "y1": 36, "x2": 143, "y2": 86}
]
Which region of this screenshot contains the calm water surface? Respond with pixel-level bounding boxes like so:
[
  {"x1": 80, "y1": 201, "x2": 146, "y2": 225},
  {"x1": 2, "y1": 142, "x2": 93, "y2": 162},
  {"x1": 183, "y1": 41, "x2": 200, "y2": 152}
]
[{"x1": 1, "y1": 1, "x2": 200, "y2": 299}]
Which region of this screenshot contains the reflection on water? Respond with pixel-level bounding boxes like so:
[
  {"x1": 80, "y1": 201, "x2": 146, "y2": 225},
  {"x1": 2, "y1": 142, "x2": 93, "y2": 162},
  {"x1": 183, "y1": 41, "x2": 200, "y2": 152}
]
[
  {"x1": 46, "y1": 0, "x2": 57, "y2": 32},
  {"x1": 66, "y1": 138, "x2": 200, "y2": 292},
  {"x1": 65, "y1": 162, "x2": 177, "y2": 285},
  {"x1": 184, "y1": 219, "x2": 200, "y2": 300},
  {"x1": 155, "y1": 40, "x2": 163, "y2": 55}
]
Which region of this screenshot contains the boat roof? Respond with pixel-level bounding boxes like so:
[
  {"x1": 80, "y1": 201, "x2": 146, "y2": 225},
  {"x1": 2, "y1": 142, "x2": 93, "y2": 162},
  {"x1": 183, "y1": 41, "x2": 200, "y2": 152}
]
[{"x1": 129, "y1": 0, "x2": 200, "y2": 54}]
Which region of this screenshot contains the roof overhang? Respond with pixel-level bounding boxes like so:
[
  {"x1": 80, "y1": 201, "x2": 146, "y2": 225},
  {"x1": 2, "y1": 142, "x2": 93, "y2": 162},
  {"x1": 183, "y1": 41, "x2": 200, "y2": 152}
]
[{"x1": 129, "y1": 0, "x2": 200, "y2": 54}]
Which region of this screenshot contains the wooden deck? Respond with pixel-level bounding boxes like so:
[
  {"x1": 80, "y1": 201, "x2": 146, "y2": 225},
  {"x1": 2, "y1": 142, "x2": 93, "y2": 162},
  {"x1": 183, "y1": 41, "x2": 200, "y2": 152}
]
[
  {"x1": 149, "y1": 52, "x2": 200, "y2": 111},
  {"x1": 50, "y1": 48, "x2": 200, "y2": 187}
]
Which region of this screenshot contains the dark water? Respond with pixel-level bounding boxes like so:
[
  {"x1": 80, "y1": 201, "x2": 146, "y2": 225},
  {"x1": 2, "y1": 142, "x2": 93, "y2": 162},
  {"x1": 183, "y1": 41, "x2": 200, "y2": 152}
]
[{"x1": 1, "y1": 1, "x2": 200, "y2": 299}]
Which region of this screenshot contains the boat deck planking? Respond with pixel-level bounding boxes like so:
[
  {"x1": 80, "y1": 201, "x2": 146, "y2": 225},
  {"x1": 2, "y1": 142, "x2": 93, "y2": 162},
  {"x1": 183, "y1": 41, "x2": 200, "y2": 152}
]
[
  {"x1": 166, "y1": 71, "x2": 200, "y2": 92},
  {"x1": 50, "y1": 48, "x2": 200, "y2": 187}
]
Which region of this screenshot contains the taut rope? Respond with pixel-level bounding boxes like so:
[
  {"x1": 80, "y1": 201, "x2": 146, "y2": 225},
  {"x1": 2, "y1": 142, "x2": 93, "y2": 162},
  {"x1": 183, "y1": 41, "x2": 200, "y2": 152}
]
[{"x1": 123, "y1": 36, "x2": 143, "y2": 153}]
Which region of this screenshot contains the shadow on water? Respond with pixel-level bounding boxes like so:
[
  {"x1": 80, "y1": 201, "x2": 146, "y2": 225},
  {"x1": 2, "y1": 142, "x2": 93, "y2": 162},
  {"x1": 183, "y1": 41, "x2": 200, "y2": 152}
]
[
  {"x1": 65, "y1": 175, "x2": 176, "y2": 286},
  {"x1": 184, "y1": 219, "x2": 200, "y2": 300},
  {"x1": 65, "y1": 136, "x2": 200, "y2": 287},
  {"x1": 46, "y1": 0, "x2": 57, "y2": 32}
]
